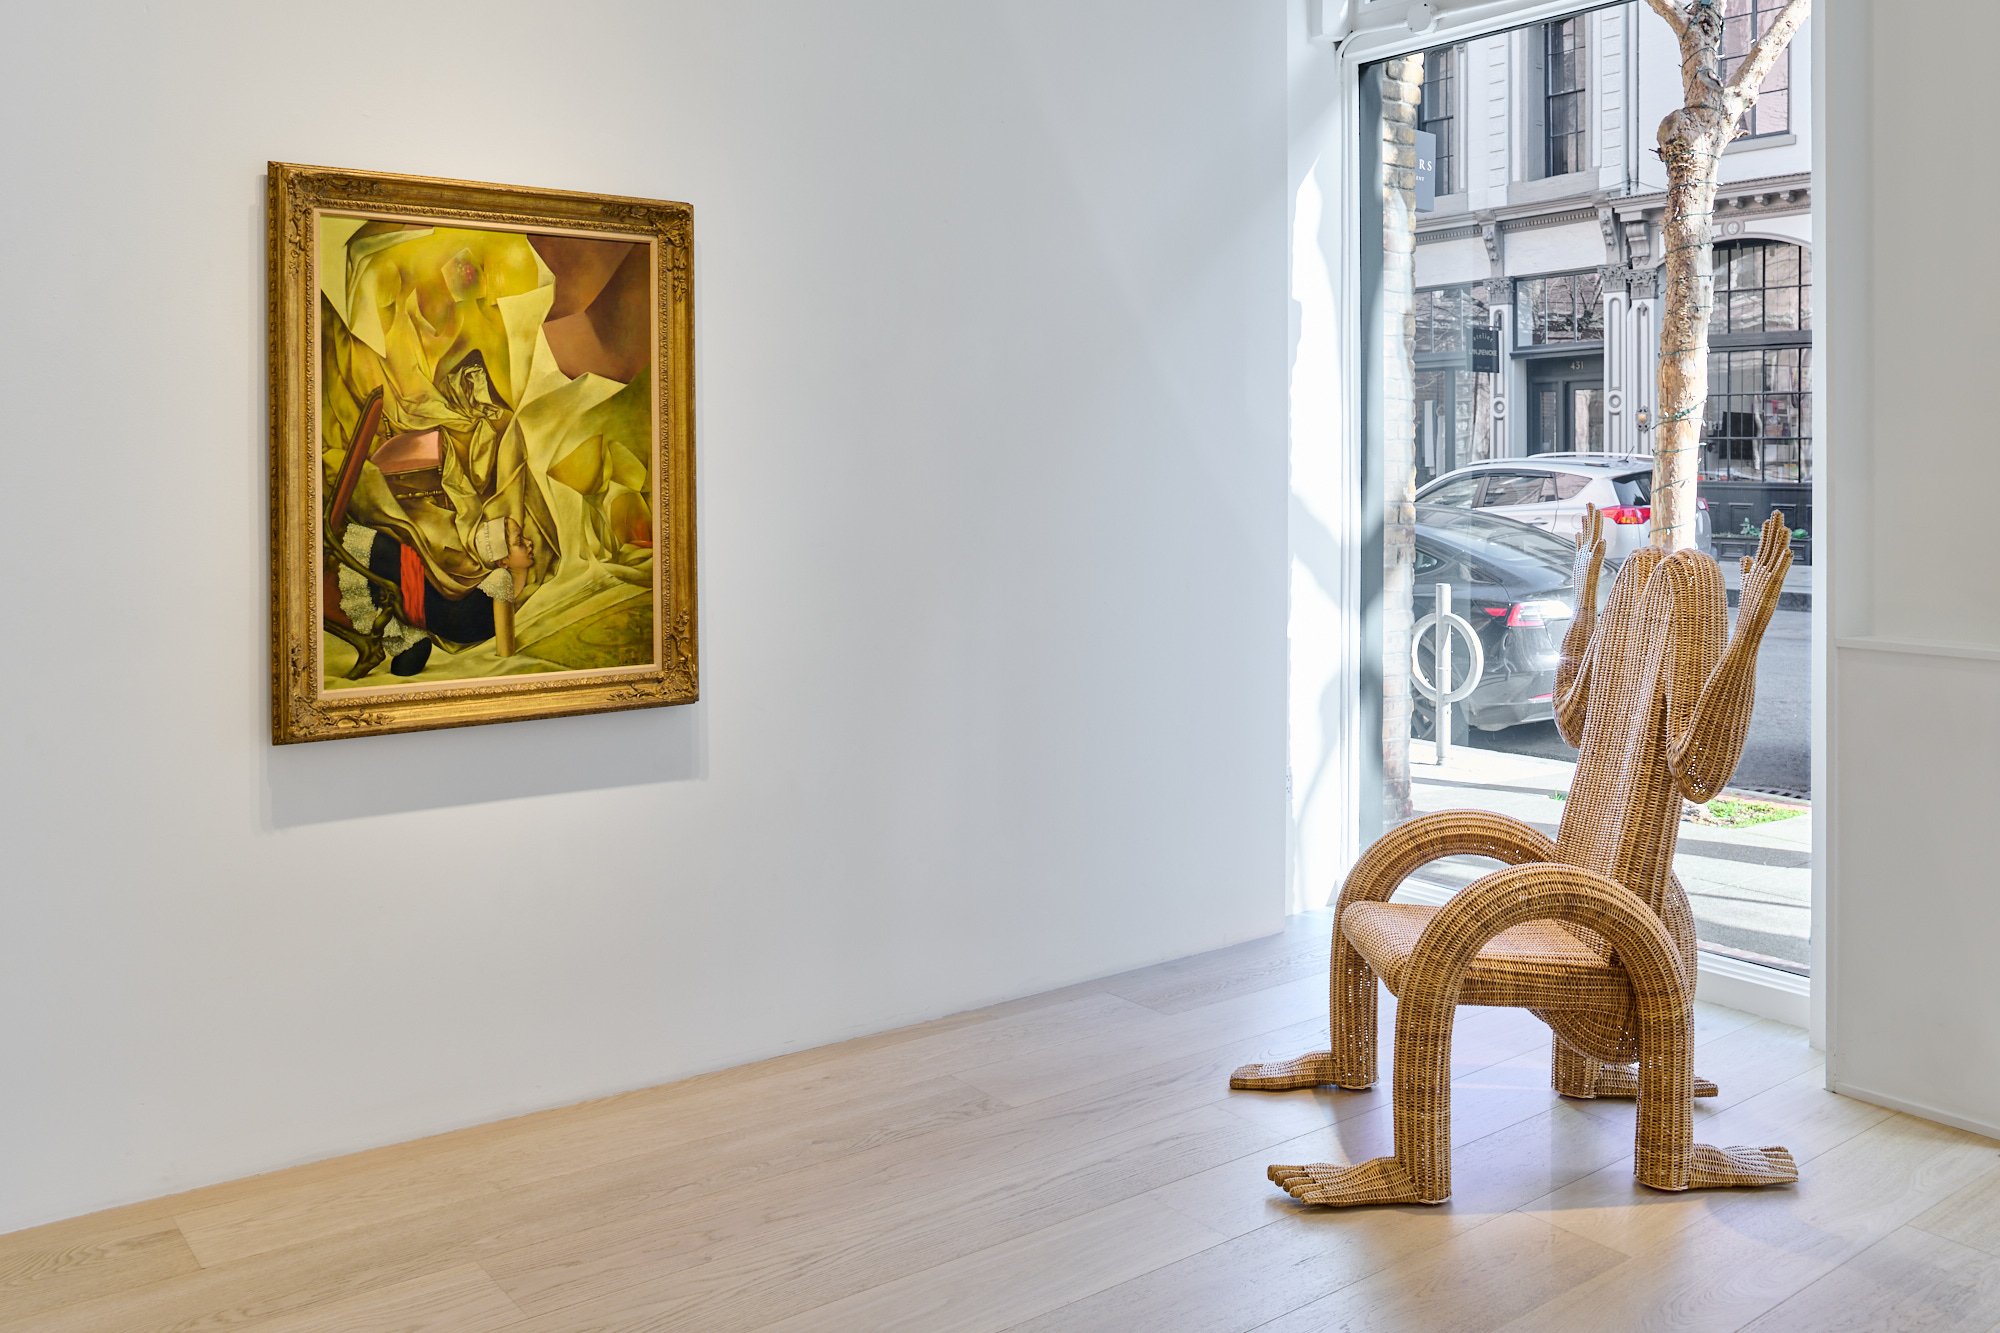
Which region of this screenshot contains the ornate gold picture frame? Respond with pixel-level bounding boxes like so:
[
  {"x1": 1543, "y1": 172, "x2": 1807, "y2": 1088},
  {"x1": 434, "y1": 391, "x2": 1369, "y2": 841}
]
[{"x1": 268, "y1": 163, "x2": 697, "y2": 743}]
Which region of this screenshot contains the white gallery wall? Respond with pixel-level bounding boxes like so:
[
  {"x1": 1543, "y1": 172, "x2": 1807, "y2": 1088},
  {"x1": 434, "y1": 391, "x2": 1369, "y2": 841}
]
[
  {"x1": 1285, "y1": 0, "x2": 1355, "y2": 913},
  {"x1": 1822, "y1": 0, "x2": 2000, "y2": 1137},
  {"x1": 0, "y1": 0, "x2": 1289, "y2": 1232}
]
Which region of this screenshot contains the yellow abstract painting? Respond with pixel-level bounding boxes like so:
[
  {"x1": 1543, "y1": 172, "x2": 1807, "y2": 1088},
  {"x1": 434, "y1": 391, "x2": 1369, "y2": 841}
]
[{"x1": 270, "y1": 165, "x2": 696, "y2": 742}]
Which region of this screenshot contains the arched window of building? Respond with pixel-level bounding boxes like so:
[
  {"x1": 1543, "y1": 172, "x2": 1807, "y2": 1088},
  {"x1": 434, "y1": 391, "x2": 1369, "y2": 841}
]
[{"x1": 1703, "y1": 239, "x2": 1811, "y2": 486}]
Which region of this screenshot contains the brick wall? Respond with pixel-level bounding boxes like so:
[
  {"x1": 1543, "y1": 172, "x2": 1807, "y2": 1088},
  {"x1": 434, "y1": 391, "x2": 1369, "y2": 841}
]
[{"x1": 1381, "y1": 54, "x2": 1423, "y2": 823}]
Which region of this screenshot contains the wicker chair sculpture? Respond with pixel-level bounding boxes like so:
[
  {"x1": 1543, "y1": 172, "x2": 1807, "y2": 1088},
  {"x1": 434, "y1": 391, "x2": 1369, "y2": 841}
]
[{"x1": 1231, "y1": 509, "x2": 1801, "y2": 1206}]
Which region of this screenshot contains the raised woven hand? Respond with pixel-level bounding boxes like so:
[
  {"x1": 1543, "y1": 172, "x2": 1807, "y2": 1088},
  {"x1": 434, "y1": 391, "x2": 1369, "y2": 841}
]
[
  {"x1": 1734, "y1": 510, "x2": 1795, "y2": 640},
  {"x1": 1572, "y1": 503, "x2": 1605, "y2": 602},
  {"x1": 1552, "y1": 504, "x2": 1607, "y2": 745}
]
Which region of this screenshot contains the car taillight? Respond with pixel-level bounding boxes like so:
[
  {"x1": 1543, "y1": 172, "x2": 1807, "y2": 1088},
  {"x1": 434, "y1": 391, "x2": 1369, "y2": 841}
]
[
  {"x1": 1506, "y1": 599, "x2": 1572, "y2": 628},
  {"x1": 1697, "y1": 497, "x2": 1709, "y2": 511},
  {"x1": 1601, "y1": 504, "x2": 1650, "y2": 525}
]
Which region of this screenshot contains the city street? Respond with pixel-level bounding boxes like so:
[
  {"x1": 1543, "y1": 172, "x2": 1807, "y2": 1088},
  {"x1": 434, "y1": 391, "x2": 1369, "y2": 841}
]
[
  {"x1": 1469, "y1": 607, "x2": 1811, "y2": 798},
  {"x1": 1409, "y1": 740, "x2": 1812, "y2": 973},
  {"x1": 1414, "y1": 607, "x2": 1816, "y2": 971}
]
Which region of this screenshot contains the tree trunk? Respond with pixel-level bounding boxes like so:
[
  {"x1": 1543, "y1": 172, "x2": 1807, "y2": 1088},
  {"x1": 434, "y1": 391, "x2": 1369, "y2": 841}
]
[
  {"x1": 1647, "y1": 0, "x2": 1810, "y2": 549},
  {"x1": 1651, "y1": 106, "x2": 1729, "y2": 551}
]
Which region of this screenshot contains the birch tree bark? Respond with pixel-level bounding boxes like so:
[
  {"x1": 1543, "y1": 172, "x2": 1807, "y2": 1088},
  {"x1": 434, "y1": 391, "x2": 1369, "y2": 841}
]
[{"x1": 1645, "y1": 0, "x2": 1811, "y2": 549}]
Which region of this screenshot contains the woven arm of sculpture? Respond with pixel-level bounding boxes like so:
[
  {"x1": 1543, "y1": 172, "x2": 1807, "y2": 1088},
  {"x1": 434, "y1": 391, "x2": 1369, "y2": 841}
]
[
  {"x1": 1666, "y1": 512, "x2": 1795, "y2": 801},
  {"x1": 1416, "y1": 865, "x2": 1789, "y2": 1191},
  {"x1": 1552, "y1": 505, "x2": 1606, "y2": 747},
  {"x1": 1336, "y1": 810, "x2": 1561, "y2": 913},
  {"x1": 1409, "y1": 861, "x2": 1695, "y2": 1037},
  {"x1": 1230, "y1": 810, "x2": 1563, "y2": 1094}
]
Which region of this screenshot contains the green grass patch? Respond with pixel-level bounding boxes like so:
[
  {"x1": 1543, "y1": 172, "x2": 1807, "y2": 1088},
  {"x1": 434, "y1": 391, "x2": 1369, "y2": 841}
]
[
  {"x1": 1550, "y1": 789, "x2": 1803, "y2": 829},
  {"x1": 1683, "y1": 797, "x2": 1804, "y2": 828}
]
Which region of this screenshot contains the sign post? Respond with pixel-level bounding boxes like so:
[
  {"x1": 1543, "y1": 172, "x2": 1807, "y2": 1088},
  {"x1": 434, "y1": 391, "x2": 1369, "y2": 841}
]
[{"x1": 1410, "y1": 583, "x2": 1483, "y2": 765}]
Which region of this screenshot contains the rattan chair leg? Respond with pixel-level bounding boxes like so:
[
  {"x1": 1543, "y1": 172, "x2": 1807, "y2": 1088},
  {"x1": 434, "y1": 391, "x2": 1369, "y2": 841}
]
[
  {"x1": 1328, "y1": 936, "x2": 1380, "y2": 1089},
  {"x1": 1550, "y1": 1035, "x2": 1718, "y2": 1099},
  {"x1": 1270, "y1": 866, "x2": 1795, "y2": 1207},
  {"x1": 1230, "y1": 812, "x2": 1560, "y2": 1093},
  {"x1": 1551, "y1": 1035, "x2": 1603, "y2": 1097},
  {"x1": 1229, "y1": 942, "x2": 1377, "y2": 1090}
]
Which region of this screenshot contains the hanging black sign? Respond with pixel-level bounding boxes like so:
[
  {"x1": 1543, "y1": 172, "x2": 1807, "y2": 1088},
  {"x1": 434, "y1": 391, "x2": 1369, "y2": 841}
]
[{"x1": 1468, "y1": 325, "x2": 1500, "y2": 374}]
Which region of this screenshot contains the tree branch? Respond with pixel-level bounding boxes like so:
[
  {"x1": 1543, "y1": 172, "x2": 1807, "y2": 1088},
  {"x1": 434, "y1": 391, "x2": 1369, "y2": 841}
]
[
  {"x1": 1642, "y1": 0, "x2": 1690, "y2": 37},
  {"x1": 1728, "y1": 0, "x2": 1811, "y2": 101}
]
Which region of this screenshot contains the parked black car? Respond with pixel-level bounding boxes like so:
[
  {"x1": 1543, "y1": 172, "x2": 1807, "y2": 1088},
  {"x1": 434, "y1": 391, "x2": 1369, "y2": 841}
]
[{"x1": 1409, "y1": 504, "x2": 1578, "y2": 741}]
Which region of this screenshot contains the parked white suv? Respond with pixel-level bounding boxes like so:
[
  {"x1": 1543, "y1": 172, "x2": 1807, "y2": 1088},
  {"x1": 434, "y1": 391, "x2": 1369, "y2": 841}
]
[{"x1": 1414, "y1": 454, "x2": 1713, "y2": 564}]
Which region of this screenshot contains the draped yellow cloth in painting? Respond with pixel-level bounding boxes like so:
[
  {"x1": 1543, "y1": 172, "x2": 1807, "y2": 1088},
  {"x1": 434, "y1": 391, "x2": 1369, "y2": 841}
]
[{"x1": 318, "y1": 218, "x2": 655, "y2": 686}]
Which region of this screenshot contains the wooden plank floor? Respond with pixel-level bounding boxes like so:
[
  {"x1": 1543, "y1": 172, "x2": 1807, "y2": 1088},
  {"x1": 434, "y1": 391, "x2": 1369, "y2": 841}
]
[{"x1": 3, "y1": 911, "x2": 1998, "y2": 1331}]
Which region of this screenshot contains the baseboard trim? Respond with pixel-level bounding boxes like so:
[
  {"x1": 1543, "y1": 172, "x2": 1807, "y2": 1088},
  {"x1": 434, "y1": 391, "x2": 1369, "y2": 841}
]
[
  {"x1": 1394, "y1": 881, "x2": 1812, "y2": 1030},
  {"x1": 1693, "y1": 950, "x2": 1810, "y2": 1029},
  {"x1": 1826, "y1": 1080, "x2": 2000, "y2": 1143}
]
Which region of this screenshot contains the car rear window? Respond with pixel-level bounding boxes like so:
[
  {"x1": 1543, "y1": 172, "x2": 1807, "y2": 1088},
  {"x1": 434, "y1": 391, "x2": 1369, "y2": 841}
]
[{"x1": 1614, "y1": 471, "x2": 1652, "y2": 505}]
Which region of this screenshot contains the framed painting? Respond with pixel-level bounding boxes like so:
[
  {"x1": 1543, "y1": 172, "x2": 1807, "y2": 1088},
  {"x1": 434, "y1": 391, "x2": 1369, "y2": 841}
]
[{"x1": 268, "y1": 163, "x2": 697, "y2": 743}]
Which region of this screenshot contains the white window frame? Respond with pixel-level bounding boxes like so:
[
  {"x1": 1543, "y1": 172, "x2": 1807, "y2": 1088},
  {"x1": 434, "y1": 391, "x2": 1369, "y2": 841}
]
[{"x1": 1297, "y1": 0, "x2": 1828, "y2": 1036}]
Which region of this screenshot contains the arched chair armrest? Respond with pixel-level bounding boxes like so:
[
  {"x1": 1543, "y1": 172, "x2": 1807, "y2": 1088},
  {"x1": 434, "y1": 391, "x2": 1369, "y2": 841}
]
[
  {"x1": 1230, "y1": 811, "x2": 1560, "y2": 1094},
  {"x1": 1334, "y1": 810, "x2": 1560, "y2": 915}
]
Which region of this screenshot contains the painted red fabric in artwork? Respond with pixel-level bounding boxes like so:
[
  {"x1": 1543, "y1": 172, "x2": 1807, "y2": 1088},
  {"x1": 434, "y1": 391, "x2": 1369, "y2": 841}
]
[{"x1": 399, "y1": 544, "x2": 429, "y2": 628}]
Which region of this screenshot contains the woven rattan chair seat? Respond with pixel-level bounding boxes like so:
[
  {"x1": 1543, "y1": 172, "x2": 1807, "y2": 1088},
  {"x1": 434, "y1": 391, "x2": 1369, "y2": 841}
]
[{"x1": 1342, "y1": 900, "x2": 1629, "y2": 1009}]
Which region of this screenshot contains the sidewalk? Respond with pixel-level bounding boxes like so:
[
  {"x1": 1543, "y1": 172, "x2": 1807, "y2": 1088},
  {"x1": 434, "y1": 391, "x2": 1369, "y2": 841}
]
[{"x1": 1404, "y1": 742, "x2": 1811, "y2": 972}]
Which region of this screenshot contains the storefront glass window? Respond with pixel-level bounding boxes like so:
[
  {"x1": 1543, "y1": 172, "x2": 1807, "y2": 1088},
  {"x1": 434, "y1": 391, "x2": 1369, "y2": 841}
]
[
  {"x1": 1515, "y1": 271, "x2": 1604, "y2": 345},
  {"x1": 1703, "y1": 240, "x2": 1811, "y2": 482}
]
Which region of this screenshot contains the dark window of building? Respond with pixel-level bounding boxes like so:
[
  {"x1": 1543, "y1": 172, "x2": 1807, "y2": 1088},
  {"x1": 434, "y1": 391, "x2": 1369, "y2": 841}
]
[
  {"x1": 1543, "y1": 18, "x2": 1588, "y2": 176},
  {"x1": 1414, "y1": 282, "x2": 1491, "y2": 356},
  {"x1": 1515, "y1": 270, "x2": 1603, "y2": 345},
  {"x1": 1416, "y1": 370, "x2": 1493, "y2": 487},
  {"x1": 1722, "y1": 0, "x2": 1791, "y2": 138},
  {"x1": 1413, "y1": 282, "x2": 1496, "y2": 486},
  {"x1": 1419, "y1": 45, "x2": 1461, "y2": 197},
  {"x1": 1703, "y1": 240, "x2": 1811, "y2": 482},
  {"x1": 1706, "y1": 349, "x2": 1810, "y2": 481}
]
